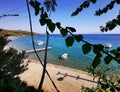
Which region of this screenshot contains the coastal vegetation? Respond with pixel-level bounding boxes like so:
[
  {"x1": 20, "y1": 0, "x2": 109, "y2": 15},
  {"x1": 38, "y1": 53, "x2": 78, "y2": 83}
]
[
  {"x1": 0, "y1": 29, "x2": 38, "y2": 37},
  {"x1": 0, "y1": 0, "x2": 120, "y2": 92},
  {"x1": 0, "y1": 36, "x2": 37, "y2": 92},
  {"x1": 29, "y1": 0, "x2": 120, "y2": 91}
]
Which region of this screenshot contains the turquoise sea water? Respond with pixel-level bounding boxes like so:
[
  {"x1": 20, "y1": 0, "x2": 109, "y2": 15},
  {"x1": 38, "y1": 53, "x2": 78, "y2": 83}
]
[{"x1": 9, "y1": 34, "x2": 120, "y2": 71}]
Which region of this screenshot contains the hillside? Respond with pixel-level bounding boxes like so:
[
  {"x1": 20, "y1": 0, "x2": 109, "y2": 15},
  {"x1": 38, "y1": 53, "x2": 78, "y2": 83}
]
[{"x1": 0, "y1": 29, "x2": 39, "y2": 37}]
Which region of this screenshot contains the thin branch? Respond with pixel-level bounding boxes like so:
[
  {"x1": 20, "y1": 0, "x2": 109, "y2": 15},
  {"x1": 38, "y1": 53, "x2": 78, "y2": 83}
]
[
  {"x1": 38, "y1": 30, "x2": 49, "y2": 90},
  {"x1": 0, "y1": 14, "x2": 19, "y2": 19},
  {"x1": 26, "y1": 0, "x2": 59, "y2": 91},
  {"x1": 68, "y1": 31, "x2": 119, "y2": 62}
]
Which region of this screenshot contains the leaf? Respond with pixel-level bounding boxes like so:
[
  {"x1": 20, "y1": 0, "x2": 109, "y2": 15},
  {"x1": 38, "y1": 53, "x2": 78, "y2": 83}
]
[
  {"x1": 40, "y1": 12, "x2": 48, "y2": 19},
  {"x1": 77, "y1": 7, "x2": 83, "y2": 13},
  {"x1": 93, "y1": 44, "x2": 103, "y2": 55},
  {"x1": 109, "y1": 23, "x2": 115, "y2": 30},
  {"x1": 48, "y1": 23, "x2": 55, "y2": 33},
  {"x1": 117, "y1": 47, "x2": 120, "y2": 52},
  {"x1": 29, "y1": 0, "x2": 34, "y2": 7},
  {"x1": 74, "y1": 35, "x2": 83, "y2": 42},
  {"x1": 108, "y1": 3, "x2": 114, "y2": 9},
  {"x1": 84, "y1": 1, "x2": 89, "y2": 8},
  {"x1": 92, "y1": 56, "x2": 100, "y2": 68},
  {"x1": 65, "y1": 36, "x2": 74, "y2": 47},
  {"x1": 66, "y1": 27, "x2": 76, "y2": 32},
  {"x1": 46, "y1": 19, "x2": 55, "y2": 33},
  {"x1": 39, "y1": 18, "x2": 45, "y2": 26},
  {"x1": 60, "y1": 28, "x2": 68, "y2": 37},
  {"x1": 82, "y1": 44, "x2": 92, "y2": 54},
  {"x1": 98, "y1": 44, "x2": 104, "y2": 50},
  {"x1": 115, "y1": 53, "x2": 120, "y2": 58},
  {"x1": 116, "y1": 0, "x2": 120, "y2": 4},
  {"x1": 56, "y1": 22, "x2": 61, "y2": 29},
  {"x1": 104, "y1": 56, "x2": 112, "y2": 64},
  {"x1": 71, "y1": 11, "x2": 78, "y2": 16},
  {"x1": 110, "y1": 49, "x2": 117, "y2": 54},
  {"x1": 90, "y1": 0, "x2": 96, "y2": 4}
]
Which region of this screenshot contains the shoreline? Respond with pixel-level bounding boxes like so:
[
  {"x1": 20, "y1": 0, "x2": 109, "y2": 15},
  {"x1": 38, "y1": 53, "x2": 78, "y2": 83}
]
[
  {"x1": 6, "y1": 36, "x2": 97, "y2": 91},
  {"x1": 19, "y1": 59, "x2": 97, "y2": 92}
]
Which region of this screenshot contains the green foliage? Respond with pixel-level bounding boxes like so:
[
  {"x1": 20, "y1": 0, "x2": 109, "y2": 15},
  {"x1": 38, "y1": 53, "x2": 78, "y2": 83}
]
[
  {"x1": 0, "y1": 36, "x2": 10, "y2": 51},
  {"x1": 74, "y1": 35, "x2": 83, "y2": 42},
  {"x1": 91, "y1": 0, "x2": 97, "y2": 4},
  {"x1": 60, "y1": 28, "x2": 68, "y2": 37},
  {"x1": 46, "y1": 19, "x2": 56, "y2": 33},
  {"x1": 85, "y1": 66, "x2": 120, "y2": 92},
  {"x1": 30, "y1": 0, "x2": 120, "y2": 91},
  {"x1": 92, "y1": 55, "x2": 101, "y2": 68},
  {"x1": 66, "y1": 27, "x2": 76, "y2": 32},
  {"x1": 30, "y1": 0, "x2": 120, "y2": 69},
  {"x1": 29, "y1": 0, "x2": 41, "y2": 16},
  {"x1": 71, "y1": 0, "x2": 120, "y2": 33},
  {"x1": 82, "y1": 44, "x2": 92, "y2": 54},
  {"x1": 93, "y1": 44, "x2": 103, "y2": 55},
  {"x1": 65, "y1": 36, "x2": 74, "y2": 47},
  {"x1": 71, "y1": 0, "x2": 97, "y2": 16},
  {"x1": 95, "y1": 1, "x2": 116, "y2": 16},
  {"x1": 100, "y1": 15, "x2": 120, "y2": 32},
  {"x1": 0, "y1": 29, "x2": 38, "y2": 37},
  {"x1": 0, "y1": 36, "x2": 37, "y2": 92},
  {"x1": 43, "y1": 0, "x2": 57, "y2": 12},
  {"x1": 104, "y1": 56, "x2": 112, "y2": 64}
]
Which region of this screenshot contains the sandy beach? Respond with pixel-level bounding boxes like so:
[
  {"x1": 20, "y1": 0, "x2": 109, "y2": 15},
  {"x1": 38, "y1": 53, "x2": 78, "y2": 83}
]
[{"x1": 19, "y1": 59, "x2": 97, "y2": 92}]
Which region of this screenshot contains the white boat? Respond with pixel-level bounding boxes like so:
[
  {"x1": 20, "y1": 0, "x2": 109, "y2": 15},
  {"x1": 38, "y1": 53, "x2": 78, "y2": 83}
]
[
  {"x1": 60, "y1": 53, "x2": 68, "y2": 60},
  {"x1": 105, "y1": 43, "x2": 112, "y2": 48},
  {"x1": 37, "y1": 40, "x2": 44, "y2": 45}
]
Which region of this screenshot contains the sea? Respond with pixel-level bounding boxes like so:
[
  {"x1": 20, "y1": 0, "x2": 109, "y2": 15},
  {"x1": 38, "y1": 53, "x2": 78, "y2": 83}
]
[{"x1": 9, "y1": 34, "x2": 120, "y2": 72}]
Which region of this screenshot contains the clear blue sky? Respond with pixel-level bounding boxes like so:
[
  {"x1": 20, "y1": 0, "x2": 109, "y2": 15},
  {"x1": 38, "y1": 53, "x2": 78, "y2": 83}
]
[{"x1": 0, "y1": 0, "x2": 120, "y2": 34}]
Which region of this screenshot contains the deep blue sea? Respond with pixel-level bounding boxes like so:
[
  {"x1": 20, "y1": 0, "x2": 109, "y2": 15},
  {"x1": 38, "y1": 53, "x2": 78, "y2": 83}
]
[{"x1": 9, "y1": 34, "x2": 120, "y2": 72}]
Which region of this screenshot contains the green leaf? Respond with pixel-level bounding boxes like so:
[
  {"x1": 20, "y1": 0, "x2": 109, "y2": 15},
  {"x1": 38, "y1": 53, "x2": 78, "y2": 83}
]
[
  {"x1": 115, "y1": 53, "x2": 120, "y2": 59},
  {"x1": 66, "y1": 27, "x2": 76, "y2": 32},
  {"x1": 110, "y1": 49, "x2": 117, "y2": 54},
  {"x1": 116, "y1": 0, "x2": 120, "y2": 4},
  {"x1": 104, "y1": 56, "x2": 112, "y2": 64},
  {"x1": 30, "y1": 0, "x2": 41, "y2": 16},
  {"x1": 65, "y1": 36, "x2": 74, "y2": 47},
  {"x1": 48, "y1": 23, "x2": 55, "y2": 33},
  {"x1": 93, "y1": 44, "x2": 101, "y2": 55},
  {"x1": 45, "y1": 19, "x2": 52, "y2": 24},
  {"x1": 82, "y1": 44, "x2": 92, "y2": 54},
  {"x1": 84, "y1": 1, "x2": 89, "y2": 8},
  {"x1": 108, "y1": 23, "x2": 116, "y2": 30},
  {"x1": 117, "y1": 47, "x2": 120, "y2": 51},
  {"x1": 60, "y1": 28, "x2": 68, "y2": 37},
  {"x1": 74, "y1": 35, "x2": 83, "y2": 42},
  {"x1": 90, "y1": 0, "x2": 96, "y2": 4},
  {"x1": 108, "y1": 3, "x2": 114, "y2": 9},
  {"x1": 92, "y1": 56, "x2": 100, "y2": 68},
  {"x1": 71, "y1": 11, "x2": 78, "y2": 16},
  {"x1": 40, "y1": 12, "x2": 48, "y2": 19},
  {"x1": 46, "y1": 19, "x2": 55, "y2": 33},
  {"x1": 56, "y1": 22, "x2": 61, "y2": 29},
  {"x1": 39, "y1": 18, "x2": 45, "y2": 26},
  {"x1": 100, "y1": 27, "x2": 105, "y2": 32},
  {"x1": 29, "y1": 0, "x2": 34, "y2": 7},
  {"x1": 77, "y1": 7, "x2": 82, "y2": 13},
  {"x1": 98, "y1": 44, "x2": 104, "y2": 50}
]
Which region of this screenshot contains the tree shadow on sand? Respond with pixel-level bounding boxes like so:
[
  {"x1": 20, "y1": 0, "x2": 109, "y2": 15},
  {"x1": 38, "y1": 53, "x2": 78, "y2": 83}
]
[{"x1": 56, "y1": 71, "x2": 97, "y2": 84}]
